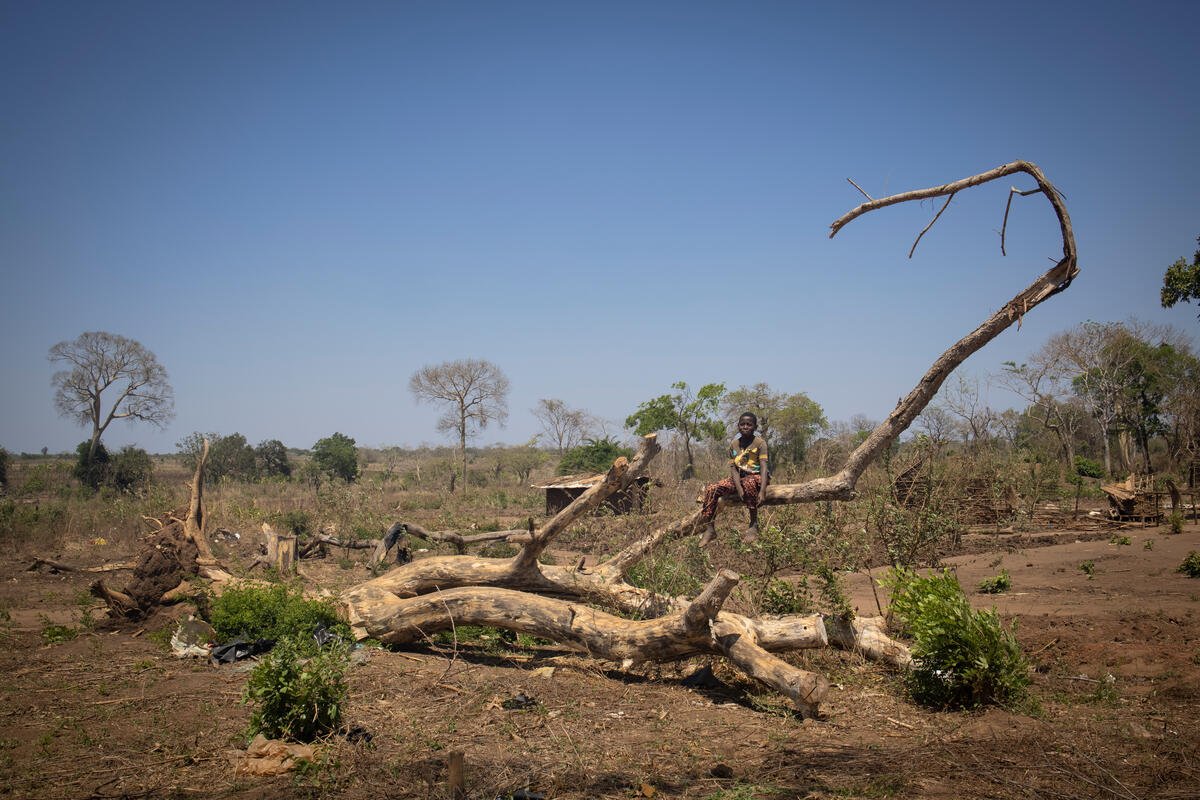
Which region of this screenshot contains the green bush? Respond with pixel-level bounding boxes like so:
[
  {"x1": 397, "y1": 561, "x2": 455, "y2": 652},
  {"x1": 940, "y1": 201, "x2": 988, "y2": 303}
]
[
  {"x1": 1178, "y1": 551, "x2": 1200, "y2": 578},
  {"x1": 73, "y1": 440, "x2": 110, "y2": 490},
  {"x1": 107, "y1": 446, "x2": 154, "y2": 494},
  {"x1": 883, "y1": 568, "x2": 1030, "y2": 710},
  {"x1": 209, "y1": 582, "x2": 349, "y2": 650},
  {"x1": 244, "y1": 637, "x2": 349, "y2": 742},
  {"x1": 759, "y1": 577, "x2": 813, "y2": 614},
  {"x1": 1072, "y1": 456, "x2": 1104, "y2": 480},
  {"x1": 557, "y1": 437, "x2": 632, "y2": 475},
  {"x1": 276, "y1": 509, "x2": 313, "y2": 536},
  {"x1": 0, "y1": 446, "x2": 9, "y2": 489},
  {"x1": 1169, "y1": 512, "x2": 1185, "y2": 534},
  {"x1": 977, "y1": 569, "x2": 1012, "y2": 595}
]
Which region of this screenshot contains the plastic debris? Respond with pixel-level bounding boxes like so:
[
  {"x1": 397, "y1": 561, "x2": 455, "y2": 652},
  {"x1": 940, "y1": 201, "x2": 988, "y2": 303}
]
[
  {"x1": 210, "y1": 636, "x2": 274, "y2": 664},
  {"x1": 501, "y1": 691, "x2": 538, "y2": 710},
  {"x1": 170, "y1": 616, "x2": 216, "y2": 658}
]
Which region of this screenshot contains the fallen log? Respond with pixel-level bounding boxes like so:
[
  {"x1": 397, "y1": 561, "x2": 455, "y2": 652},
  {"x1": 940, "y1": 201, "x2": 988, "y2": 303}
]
[
  {"x1": 27, "y1": 559, "x2": 136, "y2": 574},
  {"x1": 343, "y1": 161, "x2": 1075, "y2": 715}
]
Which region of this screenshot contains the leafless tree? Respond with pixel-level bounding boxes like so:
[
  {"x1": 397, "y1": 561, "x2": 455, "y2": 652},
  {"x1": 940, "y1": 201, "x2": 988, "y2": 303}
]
[
  {"x1": 48, "y1": 331, "x2": 174, "y2": 462},
  {"x1": 914, "y1": 405, "x2": 956, "y2": 453},
  {"x1": 940, "y1": 374, "x2": 995, "y2": 448},
  {"x1": 532, "y1": 398, "x2": 593, "y2": 454},
  {"x1": 995, "y1": 346, "x2": 1085, "y2": 466},
  {"x1": 409, "y1": 359, "x2": 509, "y2": 490}
]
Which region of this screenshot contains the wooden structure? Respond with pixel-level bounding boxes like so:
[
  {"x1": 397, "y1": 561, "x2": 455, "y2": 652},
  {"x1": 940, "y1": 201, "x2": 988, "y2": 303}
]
[
  {"x1": 532, "y1": 473, "x2": 651, "y2": 515},
  {"x1": 1101, "y1": 473, "x2": 1162, "y2": 523}
]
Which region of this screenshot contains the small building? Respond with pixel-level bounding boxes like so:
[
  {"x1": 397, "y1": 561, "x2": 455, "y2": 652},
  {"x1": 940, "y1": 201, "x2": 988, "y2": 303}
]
[{"x1": 531, "y1": 473, "x2": 652, "y2": 516}]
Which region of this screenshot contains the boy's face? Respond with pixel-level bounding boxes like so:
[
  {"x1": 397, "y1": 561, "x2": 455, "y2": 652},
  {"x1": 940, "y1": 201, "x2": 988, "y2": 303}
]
[{"x1": 738, "y1": 417, "x2": 756, "y2": 436}]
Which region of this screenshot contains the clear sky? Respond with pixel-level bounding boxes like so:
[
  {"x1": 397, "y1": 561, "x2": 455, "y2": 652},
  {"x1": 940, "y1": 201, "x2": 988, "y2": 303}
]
[{"x1": 2, "y1": 0, "x2": 1198, "y2": 456}]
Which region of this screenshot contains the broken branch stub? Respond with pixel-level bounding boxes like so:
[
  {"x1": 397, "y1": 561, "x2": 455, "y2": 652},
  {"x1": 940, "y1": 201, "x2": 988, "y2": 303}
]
[{"x1": 343, "y1": 161, "x2": 1074, "y2": 716}]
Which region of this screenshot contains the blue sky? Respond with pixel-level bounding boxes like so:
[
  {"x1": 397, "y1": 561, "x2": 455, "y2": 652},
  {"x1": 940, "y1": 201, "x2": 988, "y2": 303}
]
[{"x1": 2, "y1": 0, "x2": 1198, "y2": 455}]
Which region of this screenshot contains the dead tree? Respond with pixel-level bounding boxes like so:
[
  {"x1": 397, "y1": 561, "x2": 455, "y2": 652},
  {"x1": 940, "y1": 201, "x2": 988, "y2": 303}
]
[
  {"x1": 92, "y1": 438, "x2": 233, "y2": 617},
  {"x1": 343, "y1": 160, "x2": 1077, "y2": 716}
]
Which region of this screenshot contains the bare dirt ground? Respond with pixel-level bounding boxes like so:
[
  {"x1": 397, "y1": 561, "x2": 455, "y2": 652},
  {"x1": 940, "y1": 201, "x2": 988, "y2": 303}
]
[{"x1": 2, "y1": 519, "x2": 1198, "y2": 799}]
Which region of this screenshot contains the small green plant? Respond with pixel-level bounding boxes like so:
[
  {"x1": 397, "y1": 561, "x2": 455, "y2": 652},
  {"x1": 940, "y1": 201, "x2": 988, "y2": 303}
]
[
  {"x1": 40, "y1": 617, "x2": 78, "y2": 645},
  {"x1": 277, "y1": 509, "x2": 313, "y2": 536},
  {"x1": 759, "y1": 577, "x2": 813, "y2": 614},
  {"x1": 882, "y1": 568, "x2": 1030, "y2": 709},
  {"x1": 1144, "y1": 539, "x2": 1155, "y2": 551},
  {"x1": 1109, "y1": 535, "x2": 1131, "y2": 546},
  {"x1": 74, "y1": 590, "x2": 97, "y2": 630},
  {"x1": 1178, "y1": 552, "x2": 1200, "y2": 579},
  {"x1": 977, "y1": 569, "x2": 1012, "y2": 594},
  {"x1": 243, "y1": 637, "x2": 349, "y2": 742},
  {"x1": 209, "y1": 582, "x2": 349, "y2": 651},
  {"x1": 815, "y1": 564, "x2": 853, "y2": 619},
  {"x1": 1078, "y1": 560, "x2": 1095, "y2": 579},
  {"x1": 1168, "y1": 512, "x2": 1185, "y2": 534}
]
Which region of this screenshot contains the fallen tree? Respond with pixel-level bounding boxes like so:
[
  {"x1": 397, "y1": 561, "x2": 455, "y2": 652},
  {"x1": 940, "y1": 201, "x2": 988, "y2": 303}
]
[
  {"x1": 91, "y1": 439, "x2": 233, "y2": 617},
  {"x1": 348, "y1": 160, "x2": 1080, "y2": 715}
]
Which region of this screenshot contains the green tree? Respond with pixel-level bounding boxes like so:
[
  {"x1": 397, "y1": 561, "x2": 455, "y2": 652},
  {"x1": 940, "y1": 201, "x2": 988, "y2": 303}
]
[
  {"x1": 48, "y1": 331, "x2": 174, "y2": 464},
  {"x1": 409, "y1": 359, "x2": 510, "y2": 491},
  {"x1": 722, "y1": 383, "x2": 826, "y2": 467},
  {"x1": 255, "y1": 439, "x2": 291, "y2": 478},
  {"x1": 177, "y1": 432, "x2": 255, "y2": 482},
  {"x1": 0, "y1": 446, "x2": 10, "y2": 489},
  {"x1": 312, "y1": 432, "x2": 360, "y2": 482},
  {"x1": 626, "y1": 381, "x2": 725, "y2": 478},
  {"x1": 1161, "y1": 234, "x2": 1200, "y2": 318},
  {"x1": 1110, "y1": 339, "x2": 1185, "y2": 472},
  {"x1": 209, "y1": 433, "x2": 256, "y2": 482}
]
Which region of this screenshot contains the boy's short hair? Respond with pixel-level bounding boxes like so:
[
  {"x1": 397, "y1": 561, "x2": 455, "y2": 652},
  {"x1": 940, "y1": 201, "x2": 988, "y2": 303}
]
[{"x1": 738, "y1": 412, "x2": 758, "y2": 426}]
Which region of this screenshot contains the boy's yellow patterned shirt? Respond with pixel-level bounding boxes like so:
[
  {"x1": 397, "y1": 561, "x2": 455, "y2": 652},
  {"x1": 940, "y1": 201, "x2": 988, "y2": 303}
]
[{"x1": 729, "y1": 436, "x2": 768, "y2": 475}]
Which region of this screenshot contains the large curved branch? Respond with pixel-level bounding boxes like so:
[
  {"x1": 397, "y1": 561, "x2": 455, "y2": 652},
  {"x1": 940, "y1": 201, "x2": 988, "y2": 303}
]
[{"x1": 735, "y1": 160, "x2": 1078, "y2": 509}]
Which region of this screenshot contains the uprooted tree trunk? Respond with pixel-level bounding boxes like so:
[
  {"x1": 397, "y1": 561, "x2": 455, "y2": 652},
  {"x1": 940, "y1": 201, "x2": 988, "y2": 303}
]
[
  {"x1": 347, "y1": 160, "x2": 1077, "y2": 716},
  {"x1": 91, "y1": 438, "x2": 233, "y2": 618}
]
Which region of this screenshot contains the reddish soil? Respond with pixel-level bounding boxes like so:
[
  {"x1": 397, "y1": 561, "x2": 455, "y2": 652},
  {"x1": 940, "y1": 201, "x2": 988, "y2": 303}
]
[{"x1": 1, "y1": 520, "x2": 1198, "y2": 799}]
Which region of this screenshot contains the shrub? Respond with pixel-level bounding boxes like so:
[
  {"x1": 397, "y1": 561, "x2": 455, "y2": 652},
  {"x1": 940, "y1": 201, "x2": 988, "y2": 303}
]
[
  {"x1": 1178, "y1": 552, "x2": 1200, "y2": 578},
  {"x1": 557, "y1": 437, "x2": 632, "y2": 475},
  {"x1": 883, "y1": 568, "x2": 1030, "y2": 709},
  {"x1": 1168, "y1": 512, "x2": 1185, "y2": 534},
  {"x1": 1072, "y1": 456, "x2": 1104, "y2": 480},
  {"x1": 276, "y1": 509, "x2": 313, "y2": 537},
  {"x1": 107, "y1": 446, "x2": 154, "y2": 494},
  {"x1": 209, "y1": 582, "x2": 349, "y2": 650},
  {"x1": 74, "y1": 440, "x2": 110, "y2": 490},
  {"x1": 0, "y1": 446, "x2": 9, "y2": 489},
  {"x1": 244, "y1": 637, "x2": 349, "y2": 742},
  {"x1": 977, "y1": 569, "x2": 1012, "y2": 594},
  {"x1": 759, "y1": 577, "x2": 813, "y2": 614}
]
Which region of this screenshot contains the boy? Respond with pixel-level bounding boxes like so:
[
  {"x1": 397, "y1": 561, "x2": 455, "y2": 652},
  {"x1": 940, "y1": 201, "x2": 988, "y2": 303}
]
[{"x1": 699, "y1": 412, "x2": 769, "y2": 546}]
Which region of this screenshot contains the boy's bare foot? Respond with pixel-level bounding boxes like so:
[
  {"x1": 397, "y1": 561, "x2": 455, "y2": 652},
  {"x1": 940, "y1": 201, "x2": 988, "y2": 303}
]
[
  {"x1": 699, "y1": 522, "x2": 717, "y2": 547},
  {"x1": 741, "y1": 524, "x2": 759, "y2": 545}
]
